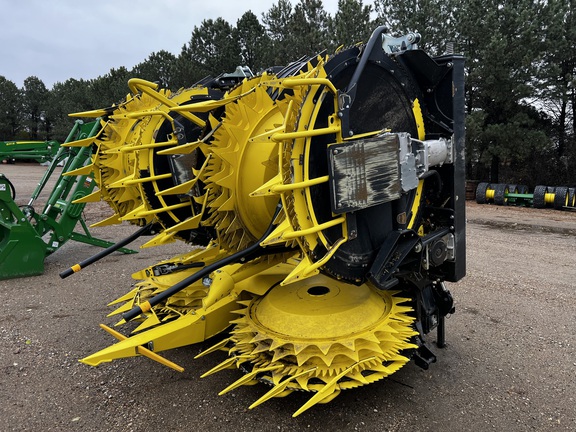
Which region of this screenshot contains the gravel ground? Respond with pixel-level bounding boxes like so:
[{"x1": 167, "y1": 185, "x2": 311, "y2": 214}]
[{"x1": 1, "y1": 164, "x2": 575, "y2": 431}]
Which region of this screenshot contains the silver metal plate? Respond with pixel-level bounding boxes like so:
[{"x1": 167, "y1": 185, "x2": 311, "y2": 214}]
[{"x1": 328, "y1": 134, "x2": 401, "y2": 214}]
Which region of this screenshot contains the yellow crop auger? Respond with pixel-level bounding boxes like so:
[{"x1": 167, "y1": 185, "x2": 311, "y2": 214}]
[{"x1": 65, "y1": 27, "x2": 466, "y2": 416}]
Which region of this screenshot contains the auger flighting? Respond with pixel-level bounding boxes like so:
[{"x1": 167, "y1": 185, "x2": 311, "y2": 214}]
[{"x1": 68, "y1": 27, "x2": 466, "y2": 416}]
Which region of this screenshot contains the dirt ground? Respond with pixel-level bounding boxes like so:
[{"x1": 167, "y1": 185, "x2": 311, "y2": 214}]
[{"x1": 1, "y1": 163, "x2": 575, "y2": 431}]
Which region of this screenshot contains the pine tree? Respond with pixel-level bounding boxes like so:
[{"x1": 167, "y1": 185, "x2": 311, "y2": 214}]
[{"x1": 0, "y1": 77, "x2": 23, "y2": 140}]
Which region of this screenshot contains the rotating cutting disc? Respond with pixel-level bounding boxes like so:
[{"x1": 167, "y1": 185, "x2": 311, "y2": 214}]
[{"x1": 214, "y1": 272, "x2": 418, "y2": 416}]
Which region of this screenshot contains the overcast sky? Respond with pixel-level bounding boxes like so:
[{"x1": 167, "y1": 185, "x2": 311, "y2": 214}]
[{"x1": 0, "y1": 0, "x2": 342, "y2": 89}]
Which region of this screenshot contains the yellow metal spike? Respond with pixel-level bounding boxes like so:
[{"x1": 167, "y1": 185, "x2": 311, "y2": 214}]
[
  {"x1": 133, "y1": 201, "x2": 191, "y2": 217},
  {"x1": 255, "y1": 175, "x2": 330, "y2": 195},
  {"x1": 119, "y1": 139, "x2": 177, "y2": 152},
  {"x1": 211, "y1": 169, "x2": 236, "y2": 191},
  {"x1": 247, "y1": 122, "x2": 285, "y2": 143},
  {"x1": 194, "y1": 337, "x2": 231, "y2": 359},
  {"x1": 163, "y1": 214, "x2": 202, "y2": 234},
  {"x1": 248, "y1": 333, "x2": 271, "y2": 344},
  {"x1": 81, "y1": 313, "x2": 208, "y2": 366},
  {"x1": 260, "y1": 217, "x2": 293, "y2": 246},
  {"x1": 123, "y1": 173, "x2": 173, "y2": 185},
  {"x1": 292, "y1": 358, "x2": 375, "y2": 417},
  {"x1": 69, "y1": 108, "x2": 111, "y2": 118},
  {"x1": 107, "y1": 287, "x2": 139, "y2": 306},
  {"x1": 219, "y1": 364, "x2": 283, "y2": 395},
  {"x1": 281, "y1": 255, "x2": 319, "y2": 286},
  {"x1": 106, "y1": 299, "x2": 136, "y2": 317},
  {"x1": 113, "y1": 317, "x2": 127, "y2": 326},
  {"x1": 132, "y1": 311, "x2": 162, "y2": 333},
  {"x1": 108, "y1": 174, "x2": 135, "y2": 189},
  {"x1": 156, "y1": 140, "x2": 201, "y2": 155},
  {"x1": 249, "y1": 173, "x2": 284, "y2": 197},
  {"x1": 216, "y1": 195, "x2": 236, "y2": 213},
  {"x1": 271, "y1": 123, "x2": 340, "y2": 143},
  {"x1": 270, "y1": 348, "x2": 294, "y2": 363},
  {"x1": 140, "y1": 232, "x2": 177, "y2": 249},
  {"x1": 235, "y1": 300, "x2": 252, "y2": 308},
  {"x1": 89, "y1": 213, "x2": 122, "y2": 228},
  {"x1": 62, "y1": 163, "x2": 94, "y2": 177},
  {"x1": 200, "y1": 355, "x2": 253, "y2": 378},
  {"x1": 97, "y1": 324, "x2": 184, "y2": 372},
  {"x1": 316, "y1": 343, "x2": 334, "y2": 356},
  {"x1": 282, "y1": 217, "x2": 346, "y2": 240},
  {"x1": 284, "y1": 237, "x2": 347, "y2": 283},
  {"x1": 249, "y1": 368, "x2": 316, "y2": 410},
  {"x1": 250, "y1": 342, "x2": 272, "y2": 355},
  {"x1": 119, "y1": 204, "x2": 147, "y2": 221},
  {"x1": 60, "y1": 135, "x2": 98, "y2": 148},
  {"x1": 71, "y1": 189, "x2": 101, "y2": 204},
  {"x1": 268, "y1": 338, "x2": 289, "y2": 352},
  {"x1": 155, "y1": 178, "x2": 198, "y2": 196}
]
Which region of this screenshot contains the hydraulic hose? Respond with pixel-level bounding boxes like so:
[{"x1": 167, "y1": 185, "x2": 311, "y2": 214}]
[
  {"x1": 121, "y1": 204, "x2": 283, "y2": 323},
  {"x1": 59, "y1": 223, "x2": 154, "y2": 279}
]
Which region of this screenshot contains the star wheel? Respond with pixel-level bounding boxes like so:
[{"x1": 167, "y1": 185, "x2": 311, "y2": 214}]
[
  {"x1": 66, "y1": 82, "x2": 209, "y2": 231},
  {"x1": 253, "y1": 45, "x2": 426, "y2": 285},
  {"x1": 198, "y1": 70, "x2": 313, "y2": 252},
  {"x1": 83, "y1": 82, "x2": 219, "y2": 241},
  {"x1": 202, "y1": 271, "x2": 418, "y2": 417}
]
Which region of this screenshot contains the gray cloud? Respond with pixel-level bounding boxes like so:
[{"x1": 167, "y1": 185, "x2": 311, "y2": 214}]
[{"x1": 0, "y1": 0, "x2": 340, "y2": 89}]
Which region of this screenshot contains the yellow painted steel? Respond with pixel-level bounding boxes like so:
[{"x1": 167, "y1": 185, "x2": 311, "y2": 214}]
[
  {"x1": 81, "y1": 53, "x2": 424, "y2": 414},
  {"x1": 408, "y1": 180, "x2": 424, "y2": 230},
  {"x1": 221, "y1": 273, "x2": 417, "y2": 416},
  {"x1": 412, "y1": 98, "x2": 426, "y2": 140},
  {"x1": 99, "y1": 324, "x2": 184, "y2": 372}
]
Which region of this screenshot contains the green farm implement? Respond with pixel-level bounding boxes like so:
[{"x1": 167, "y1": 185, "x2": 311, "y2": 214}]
[
  {"x1": 0, "y1": 120, "x2": 136, "y2": 280},
  {"x1": 476, "y1": 182, "x2": 576, "y2": 210},
  {"x1": 0, "y1": 139, "x2": 60, "y2": 164}
]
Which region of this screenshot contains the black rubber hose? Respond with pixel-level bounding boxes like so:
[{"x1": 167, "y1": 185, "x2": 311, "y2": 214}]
[
  {"x1": 59, "y1": 223, "x2": 154, "y2": 279},
  {"x1": 121, "y1": 204, "x2": 283, "y2": 322},
  {"x1": 345, "y1": 25, "x2": 388, "y2": 103}
]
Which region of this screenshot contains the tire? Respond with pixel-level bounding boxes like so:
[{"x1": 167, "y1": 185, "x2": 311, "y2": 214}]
[
  {"x1": 569, "y1": 188, "x2": 576, "y2": 207},
  {"x1": 553, "y1": 186, "x2": 569, "y2": 210},
  {"x1": 494, "y1": 183, "x2": 509, "y2": 205},
  {"x1": 475, "y1": 182, "x2": 491, "y2": 204},
  {"x1": 517, "y1": 185, "x2": 529, "y2": 194},
  {"x1": 533, "y1": 185, "x2": 547, "y2": 208},
  {"x1": 507, "y1": 184, "x2": 518, "y2": 194}
]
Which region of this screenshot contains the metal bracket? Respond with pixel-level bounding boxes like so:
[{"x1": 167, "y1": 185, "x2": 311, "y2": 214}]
[
  {"x1": 413, "y1": 343, "x2": 437, "y2": 370},
  {"x1": 382, "y1": 32, "x2": 421, "y2": 54}
]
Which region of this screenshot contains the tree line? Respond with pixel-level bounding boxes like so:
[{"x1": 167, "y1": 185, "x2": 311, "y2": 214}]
[{"x1": 0, "y1": 0, "x2": 574, "y2": 186}]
